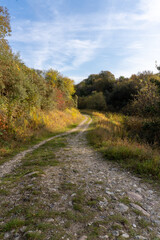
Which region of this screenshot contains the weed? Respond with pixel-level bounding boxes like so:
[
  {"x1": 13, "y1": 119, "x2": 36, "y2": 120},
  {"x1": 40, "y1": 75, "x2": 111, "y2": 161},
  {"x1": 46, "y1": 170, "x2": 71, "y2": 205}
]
[
  {"x1": 132, "y1": 209, "x2": 143, "y2": 216},
  {"x1": 0, "y1": 188, "x2": 9, "y2": 196},
  {"x1": 87, "y1": 221, "x2": 109, "y2": 240},
  {"x1": 73, "y1": 203, "x2": 83, "y2": 212},
  {"x1": 111, "y1": 223, "x2": 122, "y2": 230},
  {"x1": 37, "y1": 222, "x2": 53, "y2": 231},
  {"x1": 119, "y1": 197, "x2": 131, "y2": 205},
  {"x1": 72, "y1": 189, "x2": 86, "y2": 212},
  {"x1": 60, "y1": 182, "x2": 77, "y2": 191},
  {"x1": 3, "y1": 219, "x2": 25, "y2": 232},
  {"x1": 7, "y1": 205, "x2": 25, "y2": 216},
  {"x1": 87, "y1": 199, "x2": 98, "y2": 207},
  {"x1": 61, "y1": 210, "x2": 94, "y2": 223},
  {"x1": 94, "y1": 180, "x2": 103, "y2": 184},
  {"x1": 25, "y1": 231, "x2": 43, "y2": 240},
  {"x1": 108, "y1": 214, "x2": 129, "y2": 226},
  {"x1": 50, "y1": 193, "x2": 60, "y2": 201},
  {"x1": 138, "y1": 218, "x2": 151, "y2": 228}
]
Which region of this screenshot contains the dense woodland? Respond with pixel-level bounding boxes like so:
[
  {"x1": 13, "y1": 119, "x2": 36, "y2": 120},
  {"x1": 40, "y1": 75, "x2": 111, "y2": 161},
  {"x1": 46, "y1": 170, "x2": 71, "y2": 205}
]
[
  {"x1": 76, "y1": 68, "x2": 160, "y2": 179},
  {"x1": 76, "y1": 69, "x2": 160, "y2": 178},
  {"x1": 0, "y1": 7, "x2": 81, "y2": 156},
  {"x1": 76, "y1": 67, "x2": 160, "y2": 144},
  {"x1": 76, "y1": 70, "x2": 160, "y2": 115}
]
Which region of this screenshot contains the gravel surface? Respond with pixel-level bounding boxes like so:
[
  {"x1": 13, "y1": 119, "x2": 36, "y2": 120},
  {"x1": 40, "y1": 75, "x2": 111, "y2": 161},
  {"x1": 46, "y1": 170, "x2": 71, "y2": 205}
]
[
  {"x1": 0, "y1": 116, "x2": 88, "y2": 178},
  {"x1": 1, "y1": 116, "x2": 160, "y2": 239}
]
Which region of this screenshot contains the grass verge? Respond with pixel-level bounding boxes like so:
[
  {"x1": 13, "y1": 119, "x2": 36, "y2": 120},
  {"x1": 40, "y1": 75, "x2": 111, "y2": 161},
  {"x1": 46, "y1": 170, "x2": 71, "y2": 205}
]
[
  {"x1": 87, "y1": 111, "x2": 160, "y2": 181},
  {"x1": 0, "y1": 108, "x2": 84, "y2": 165}
]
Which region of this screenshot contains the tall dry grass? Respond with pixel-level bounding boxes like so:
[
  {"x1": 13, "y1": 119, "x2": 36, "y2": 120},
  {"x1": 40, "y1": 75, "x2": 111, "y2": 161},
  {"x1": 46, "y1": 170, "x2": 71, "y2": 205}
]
[
  {"x1": 0, "y1": 108, "x2": 83, "y2": 159},
  {"x1": 88, "y1": 112, "x2": 160, "y2": 180}
]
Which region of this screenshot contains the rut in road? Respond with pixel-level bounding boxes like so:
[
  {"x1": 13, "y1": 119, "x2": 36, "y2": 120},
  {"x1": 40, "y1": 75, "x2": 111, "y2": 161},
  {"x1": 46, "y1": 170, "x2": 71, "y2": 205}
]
[{"x1": 0, "y1": 115, "x2": 160, "y2": 240}]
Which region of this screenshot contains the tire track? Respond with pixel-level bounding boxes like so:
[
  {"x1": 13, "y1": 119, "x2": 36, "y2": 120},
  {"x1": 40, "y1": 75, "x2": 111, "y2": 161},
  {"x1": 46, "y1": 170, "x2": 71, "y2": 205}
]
[{"x1": 0, "y1": 115, "x2": 90, "y2": 178}]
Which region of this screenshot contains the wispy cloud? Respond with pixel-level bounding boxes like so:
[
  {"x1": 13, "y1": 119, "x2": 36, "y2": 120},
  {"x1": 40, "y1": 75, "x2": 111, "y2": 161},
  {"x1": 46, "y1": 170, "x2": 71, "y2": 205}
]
[
  {"x1": 8, "y1": 0, "x2": 160, "y2": 82},
  {"x1": 10, "y1": 11, "x2": 108, "y2": 70},
  {"x1": 114, "y1": 0, "x2": 160, "y2": 77}
]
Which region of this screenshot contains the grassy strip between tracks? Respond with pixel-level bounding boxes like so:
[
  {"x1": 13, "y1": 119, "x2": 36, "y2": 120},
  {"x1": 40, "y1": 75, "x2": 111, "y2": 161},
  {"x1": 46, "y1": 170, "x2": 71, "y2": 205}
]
[{"x1": 0, "y1": 108, "x2": 84, "y2": 166}]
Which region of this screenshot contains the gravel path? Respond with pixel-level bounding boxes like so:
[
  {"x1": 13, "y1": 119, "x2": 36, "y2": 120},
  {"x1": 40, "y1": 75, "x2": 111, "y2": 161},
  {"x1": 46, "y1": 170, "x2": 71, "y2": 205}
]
[
  {"x1": 40, "y1": 117, "x2": 160, "y2": 239},
  {"x1": 0, "y1": 116, "x2": 88, "y2": 178},
  {"x1": 1, "y1": 115, "x2": 160, "y2": 239}
]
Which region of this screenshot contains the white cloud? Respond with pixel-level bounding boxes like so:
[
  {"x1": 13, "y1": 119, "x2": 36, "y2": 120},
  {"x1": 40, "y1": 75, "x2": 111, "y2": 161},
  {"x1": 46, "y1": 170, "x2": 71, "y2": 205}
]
[
  {"x1": 69, "y1": 75, "x2": 86, "y2": 83},
  {"x1": 9, "y1": 0, "x2": 160, "y2": 81},
  {"x1": 138, "y1": 0, "x2": 160, "y2": 22},
  {"x1": 112, "y1": 0, "x2": 160, "y2": 77},
  {"x1": 127, "y1": 42, "x2": 143, "y2": 50},
  {"x1": 10, "y1": 12, "x2": 105, "y2": 71}
]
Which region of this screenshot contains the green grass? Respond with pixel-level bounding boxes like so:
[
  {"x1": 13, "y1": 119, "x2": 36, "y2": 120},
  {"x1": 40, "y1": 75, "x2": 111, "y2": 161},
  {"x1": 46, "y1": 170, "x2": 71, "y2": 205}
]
[
  {"x1": 132, "y1": 209, "x2": 143, "y2": 216},
  {"x1": 0, "y1": 112, "x2": 83, "y2": 166},
  {"x1": 19, "y1": 137, "x2": 66, "y2": 172},
  {"x1": 0, "y1": 188, "x2": 10, "y2": 196},
  {"x1": 24, "y1": 231, "x2": 43, "y2": 240},
  {"x1": 0, "y1": 130, "x2": 57, "y2": 166},
  {"x1": 7, "y1": 205, "x2": 26, "y2": 216},
  {"x1": 60, "y1": 182, "x2": 77, "y2": 191},
  {"x1": 0, "y1": 136, "x2": 69, "y2": 239},
  {"x1": 119, "y1": 197, "x2": 131, "y2": 205},
  {"x1": 108, "y1": 214, "x2": 129, "y2": 226},
  {"x1": 137, "y1": 218, "x2": 151, "y2": 228},
  {"x1": 87, "y1": 222, "x2": 102, "y2": 239},
  {"x1": 111, "y1": 223, "x2": 122, "y2": 230},
  {"x1": 87, "y1": 199, "x2": 98, "y2": 207},
  {"x1": 60, "y1": 209, "x2": 95, "y2": 224},
  {"x1": 3, "y1": 219, "x2": 25, "y2": 231}
]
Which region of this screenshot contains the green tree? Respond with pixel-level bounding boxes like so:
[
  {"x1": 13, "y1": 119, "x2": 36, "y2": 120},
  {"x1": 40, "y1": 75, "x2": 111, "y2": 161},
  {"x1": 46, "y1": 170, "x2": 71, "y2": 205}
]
[
  {"x1": 86, "y1": 92, "x2": 107, "y2": 111},
  {"x1": 0, "y1": 6, "x2": 11, "y2": 39},
  {"x1": 45, "y1": 69, "x2": 75, "y2": 109},
  {"x1": 129, "y1": 80, "x2": 160, "y2": 117}
]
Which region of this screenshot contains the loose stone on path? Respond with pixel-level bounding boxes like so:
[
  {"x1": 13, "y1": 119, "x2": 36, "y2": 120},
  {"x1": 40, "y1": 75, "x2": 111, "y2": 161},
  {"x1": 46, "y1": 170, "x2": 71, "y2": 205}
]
[{"x1": 1, "y1": 115, "x2": 160, "y2": 239}]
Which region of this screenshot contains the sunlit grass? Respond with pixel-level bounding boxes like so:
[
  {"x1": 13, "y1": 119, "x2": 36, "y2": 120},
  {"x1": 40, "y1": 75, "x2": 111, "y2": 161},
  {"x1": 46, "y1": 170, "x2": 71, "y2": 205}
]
[
  {"x1": 88, "y1": 112, "x2": 160, "y2": 180},
  {"x1": 0, "y1": 108, "x2": 83, "y2": 164}
]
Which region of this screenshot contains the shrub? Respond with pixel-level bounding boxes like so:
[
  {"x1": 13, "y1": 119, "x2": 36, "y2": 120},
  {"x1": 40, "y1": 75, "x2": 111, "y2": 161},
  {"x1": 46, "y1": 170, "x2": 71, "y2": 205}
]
[{"x1": 88, "y1": 112, "x2": 160, "y2": 180}]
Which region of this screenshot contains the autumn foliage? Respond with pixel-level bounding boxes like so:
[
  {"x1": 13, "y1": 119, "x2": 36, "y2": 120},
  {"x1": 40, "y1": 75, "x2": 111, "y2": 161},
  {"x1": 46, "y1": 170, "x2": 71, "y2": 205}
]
[{"x1": 0, "y1": 6, "x2": 81, "y2": 154}]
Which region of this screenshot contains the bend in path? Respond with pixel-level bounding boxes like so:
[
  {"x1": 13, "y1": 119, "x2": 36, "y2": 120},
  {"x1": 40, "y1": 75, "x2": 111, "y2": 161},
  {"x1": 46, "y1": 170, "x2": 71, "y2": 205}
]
[
  {"x1": 0, "y1": 115, "x2": 89, "y2": 178},
  {"x1": 40, "y1": 118, "x2": 160, "y2": 239},
  {"x1": 1, "y1": 115, "x2": 160, "y2": 239}
]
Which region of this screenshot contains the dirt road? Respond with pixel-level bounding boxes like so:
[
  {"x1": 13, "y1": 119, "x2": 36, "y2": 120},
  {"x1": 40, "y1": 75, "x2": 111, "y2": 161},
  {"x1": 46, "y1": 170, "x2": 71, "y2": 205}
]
[{"x1": 0, "y1": 116, "x2": 160, "y2": 239}]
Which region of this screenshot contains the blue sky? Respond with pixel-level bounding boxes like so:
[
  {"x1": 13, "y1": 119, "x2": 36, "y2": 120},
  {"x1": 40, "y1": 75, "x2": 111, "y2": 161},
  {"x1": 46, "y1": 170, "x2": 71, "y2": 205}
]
[{"x1": 1, "y1": 0, "x2": 160, "y2": 83}]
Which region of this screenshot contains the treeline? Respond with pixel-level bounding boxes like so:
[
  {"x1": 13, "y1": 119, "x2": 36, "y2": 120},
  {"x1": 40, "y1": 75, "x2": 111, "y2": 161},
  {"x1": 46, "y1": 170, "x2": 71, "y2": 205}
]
[
  {"x1": 0, "y1": 49, "x2": 75, "y2": 129},
  {"x1": 78, "y1": 70, "x2": 160, "y2": 178},
  {"x1": 76, "y1": 70, "x2": 160, "y2": 117},
  {"x1": 0, "y1": 6, "x2": 79, "y2": 149}
]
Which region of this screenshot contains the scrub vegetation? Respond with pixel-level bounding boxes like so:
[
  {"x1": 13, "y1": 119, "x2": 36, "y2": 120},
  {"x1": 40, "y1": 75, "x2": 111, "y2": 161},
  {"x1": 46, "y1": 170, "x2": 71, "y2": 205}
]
[
  {"x1": 76, "y1": 55, "x2": 160, "y2": 181},
  {"x1": 87, "y1": 112, "x2": 160, "y2": 180},
  {"x1": 0, "y1": 6, "x2": 82, "y2": 159}
]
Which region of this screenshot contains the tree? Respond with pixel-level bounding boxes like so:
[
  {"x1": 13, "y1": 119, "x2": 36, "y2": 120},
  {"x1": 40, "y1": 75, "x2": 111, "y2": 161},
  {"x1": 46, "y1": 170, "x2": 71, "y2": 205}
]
[
  {"x1": 109, "y1": 78, "x2": 138, "y2": 111},
  {"x1": 129, "y1": 80, "x2": 160, "y2": 117},
  {"x1": 155, "y1": 61, "x2": 160, "y2": 74},
  {"x1": 0, "y1": 6, "x2": 11, "y2": 39},
  {"x1": 45, "y1": 69, "x2": 75, "y2": 109},
  {"x1": 86, "y1": 92, "x2": 107, "y2": 111},
  {"x1": 0, "y1": 49, "x2": 28, "y2": 128}
]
